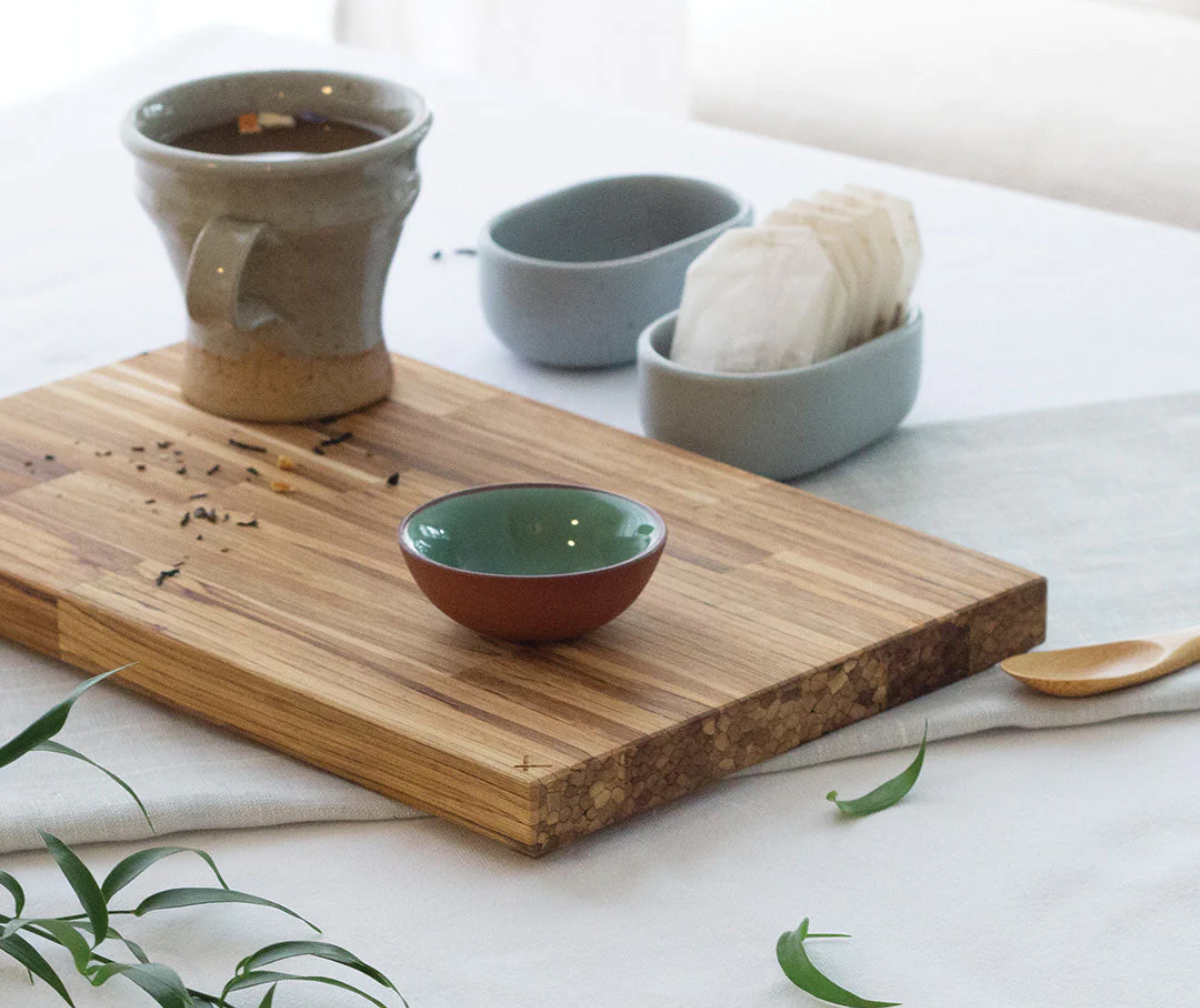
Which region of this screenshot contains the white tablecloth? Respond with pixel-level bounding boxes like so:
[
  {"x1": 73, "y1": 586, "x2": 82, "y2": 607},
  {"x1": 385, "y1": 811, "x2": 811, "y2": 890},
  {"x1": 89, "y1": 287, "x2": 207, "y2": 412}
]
[{"x1": 2, "y1": 27, "x2": 1199, "y2": 1008}]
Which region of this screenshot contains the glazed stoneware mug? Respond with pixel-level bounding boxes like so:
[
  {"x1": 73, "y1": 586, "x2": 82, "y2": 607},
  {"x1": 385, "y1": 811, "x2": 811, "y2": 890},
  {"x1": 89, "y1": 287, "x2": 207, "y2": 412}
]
[{"x1": 122, "y1": 70, "x2": 432, "y2": 422}]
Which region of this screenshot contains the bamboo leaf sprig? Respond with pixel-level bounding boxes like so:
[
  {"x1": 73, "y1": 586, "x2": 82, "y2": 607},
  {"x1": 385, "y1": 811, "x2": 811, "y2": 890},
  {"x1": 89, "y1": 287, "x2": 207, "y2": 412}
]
[
  {"x1": 0, "y1": 667, "x2": 151, "y2": 828},
  {"x1": 825, "y1": 724, "x2": 928, "y2": 817},
  {"x1": 776, "y1": 920, "x2": 899, "y2": 1008},
  {"x1": 0, "y1": 668, "x2": 407, "y2": 1008}
]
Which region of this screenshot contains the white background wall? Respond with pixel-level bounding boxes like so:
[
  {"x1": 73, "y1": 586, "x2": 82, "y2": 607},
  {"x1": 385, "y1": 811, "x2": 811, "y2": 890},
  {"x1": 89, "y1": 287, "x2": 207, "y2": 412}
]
[
  {"x1": 2, "y1": 0, "x2": 689, "y2": 115},
  {"x1": 336, "y1": 0, "x2": 689, "y2": 114},
  {"x1": 2, "y1": 0, "x2": 337, "y2": 109}
]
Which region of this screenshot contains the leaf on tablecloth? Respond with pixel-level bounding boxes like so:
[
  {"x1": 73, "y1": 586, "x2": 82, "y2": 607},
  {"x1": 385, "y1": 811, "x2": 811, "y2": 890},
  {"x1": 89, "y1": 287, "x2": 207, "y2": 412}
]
[
  {"x1": 826, "y1": 725, "x2": 927, "y2": 816},
  {"x1": 776, "y1": 919, "x2": 899, "y2": 1007}
]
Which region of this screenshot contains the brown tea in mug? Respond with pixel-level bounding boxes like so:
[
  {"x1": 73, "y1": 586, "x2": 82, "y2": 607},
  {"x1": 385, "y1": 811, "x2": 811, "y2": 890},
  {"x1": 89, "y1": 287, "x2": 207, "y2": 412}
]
[{"x1": 172, "y1": 113, "x2": 388, "y2": 158}]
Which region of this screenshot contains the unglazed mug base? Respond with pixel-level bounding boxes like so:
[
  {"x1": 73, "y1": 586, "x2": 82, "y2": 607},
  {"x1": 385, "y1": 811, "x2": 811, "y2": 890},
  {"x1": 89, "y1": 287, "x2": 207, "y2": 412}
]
[{"x1": 181, "y1": 341, "x2": 394, "y2": 422}]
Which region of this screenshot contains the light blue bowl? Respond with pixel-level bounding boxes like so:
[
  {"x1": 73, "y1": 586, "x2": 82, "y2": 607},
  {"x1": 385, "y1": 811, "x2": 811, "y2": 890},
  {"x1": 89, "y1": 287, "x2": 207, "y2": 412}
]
[
  {"x1": 479, "y1": 175, "x2": 752, "y2": 368},
  {"x1": 637, "y1": 309, "x2": 923, "y2": 480}
]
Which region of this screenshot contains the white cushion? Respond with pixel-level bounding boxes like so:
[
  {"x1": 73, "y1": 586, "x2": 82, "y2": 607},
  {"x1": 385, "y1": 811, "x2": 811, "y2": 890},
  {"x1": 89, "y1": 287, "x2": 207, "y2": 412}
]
[{"x1": 689, "y1": 0, "x2": 1200, "y2": 229}]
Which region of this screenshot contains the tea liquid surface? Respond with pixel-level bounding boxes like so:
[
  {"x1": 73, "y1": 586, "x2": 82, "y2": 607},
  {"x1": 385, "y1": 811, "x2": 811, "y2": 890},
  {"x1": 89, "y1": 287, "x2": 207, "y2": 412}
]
[{"x1": 172, "y1": 117, "x2": 387, "y2": 158}]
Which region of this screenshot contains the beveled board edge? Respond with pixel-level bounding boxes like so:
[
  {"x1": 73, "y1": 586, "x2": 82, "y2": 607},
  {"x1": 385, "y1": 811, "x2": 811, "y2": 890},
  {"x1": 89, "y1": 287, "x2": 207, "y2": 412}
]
[
  {"x1": 527, "y1": 574, "x2": 1046, "y2": 855},
  {"x1": 0, "y1": 569, "x2": 61, "y2": 660},
  {"x1": 2, "y1": 564, "x2": 1044, "y2": 856}
]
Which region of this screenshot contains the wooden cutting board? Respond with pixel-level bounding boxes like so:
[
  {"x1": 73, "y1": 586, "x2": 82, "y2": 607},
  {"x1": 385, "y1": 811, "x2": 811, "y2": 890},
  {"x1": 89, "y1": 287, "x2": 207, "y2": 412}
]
[{"x1": 0, "y1": 347, "x2": 1045, "y2": 854}]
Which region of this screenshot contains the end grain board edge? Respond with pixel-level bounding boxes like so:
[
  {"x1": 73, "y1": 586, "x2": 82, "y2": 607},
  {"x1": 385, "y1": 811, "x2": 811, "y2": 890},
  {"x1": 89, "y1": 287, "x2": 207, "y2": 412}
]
[{"x1": 0, "y1": 346, "x2": 1046, "y2": 855}]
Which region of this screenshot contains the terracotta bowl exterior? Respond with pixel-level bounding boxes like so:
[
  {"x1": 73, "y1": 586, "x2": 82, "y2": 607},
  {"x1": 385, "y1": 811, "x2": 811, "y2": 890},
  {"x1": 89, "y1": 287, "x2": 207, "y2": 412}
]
[{"x1": 398, "y1": 483, "x2": 667, "y2": 642}]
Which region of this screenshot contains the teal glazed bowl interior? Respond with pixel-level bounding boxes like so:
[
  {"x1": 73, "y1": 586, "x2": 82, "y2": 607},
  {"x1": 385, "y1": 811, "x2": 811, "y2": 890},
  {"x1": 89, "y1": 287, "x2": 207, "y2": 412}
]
[
  {"x1": 637, "y1": 309, "x2": 923, "y2": 481},
  {"x1": 479, "y1": 175, "x2": 752, "y2": 368},
  {"x1": 398, "y1": 483, "x2": 667, "y2": 641}
]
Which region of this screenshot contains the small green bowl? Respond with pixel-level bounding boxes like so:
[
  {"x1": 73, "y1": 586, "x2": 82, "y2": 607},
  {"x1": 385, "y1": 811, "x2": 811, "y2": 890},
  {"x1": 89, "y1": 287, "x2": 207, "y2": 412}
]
[{"x1": 398, "y1": 483, "x2": 667, "y2": 641}]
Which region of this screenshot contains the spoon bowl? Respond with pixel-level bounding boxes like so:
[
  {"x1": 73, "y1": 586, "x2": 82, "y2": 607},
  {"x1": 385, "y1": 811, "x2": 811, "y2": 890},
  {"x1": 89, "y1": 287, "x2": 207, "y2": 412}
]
[{"x1": 1000, "y1": 626, "x2": 1200, "y2": 696}]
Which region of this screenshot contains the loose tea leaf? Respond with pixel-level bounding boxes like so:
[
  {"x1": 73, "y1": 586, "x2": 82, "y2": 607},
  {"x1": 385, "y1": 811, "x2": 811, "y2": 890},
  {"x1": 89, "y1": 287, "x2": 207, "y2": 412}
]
[
  {"x1": 776, "y1": 920, "x2": 899, "y2": 1008},
  {"x1": 826, "y1": 726, "x2": 927, "y2": 817}
]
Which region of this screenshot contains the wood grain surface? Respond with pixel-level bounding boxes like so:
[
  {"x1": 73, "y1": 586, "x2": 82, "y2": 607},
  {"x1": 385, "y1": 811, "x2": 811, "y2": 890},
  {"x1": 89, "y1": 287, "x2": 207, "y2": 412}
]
[{"x1": 0, "y1": 346, "x2": 1045, "y2": 854}]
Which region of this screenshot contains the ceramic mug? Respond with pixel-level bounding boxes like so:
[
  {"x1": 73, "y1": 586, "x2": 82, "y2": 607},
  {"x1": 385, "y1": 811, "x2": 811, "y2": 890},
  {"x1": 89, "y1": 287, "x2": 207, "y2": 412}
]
[{"x1": 122, "y1": 70, "x2": 432, "y2": 421}]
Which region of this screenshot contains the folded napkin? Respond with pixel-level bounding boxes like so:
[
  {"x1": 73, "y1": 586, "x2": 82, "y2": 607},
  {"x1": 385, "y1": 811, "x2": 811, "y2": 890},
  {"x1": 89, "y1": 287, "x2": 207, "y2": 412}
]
[{"x1": 2, "y1": 391, "x2": 1197, "y2": 853}]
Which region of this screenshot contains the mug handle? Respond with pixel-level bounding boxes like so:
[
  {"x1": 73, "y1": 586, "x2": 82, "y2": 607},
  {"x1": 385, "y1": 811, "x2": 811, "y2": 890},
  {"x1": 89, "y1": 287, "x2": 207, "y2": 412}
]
[{"x1": 185, "y1": 217, "x2": 279, "y2": 331}]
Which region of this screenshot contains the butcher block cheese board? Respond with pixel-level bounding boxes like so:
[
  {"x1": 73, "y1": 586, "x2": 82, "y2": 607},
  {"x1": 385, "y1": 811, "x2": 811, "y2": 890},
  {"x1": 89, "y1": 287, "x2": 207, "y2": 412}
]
[{"x1": 0, "y1": 346, "x2": 1045, "y2": 854}]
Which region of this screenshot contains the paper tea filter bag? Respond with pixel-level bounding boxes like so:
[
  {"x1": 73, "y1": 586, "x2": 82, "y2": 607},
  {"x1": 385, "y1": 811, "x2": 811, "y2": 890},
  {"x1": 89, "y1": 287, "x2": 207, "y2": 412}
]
[
  {"x1": 670, "y1": 186, "x2": 921, "y2": 374},
  {"x1": 845, "y1": 184, "x2": 922, "y2": 325},
  {"x1": 818, "y1": 189, "x2": 921, "y2": 333},
  {"x1": 671, "y1": 226, "x2": 848, "y2": 373},
  {"x1": 813, "y1": 192, "x2": 904, "y2": 338},
  {"x1": 763, "y1": 202, "x2": 873, "y2": 350}
]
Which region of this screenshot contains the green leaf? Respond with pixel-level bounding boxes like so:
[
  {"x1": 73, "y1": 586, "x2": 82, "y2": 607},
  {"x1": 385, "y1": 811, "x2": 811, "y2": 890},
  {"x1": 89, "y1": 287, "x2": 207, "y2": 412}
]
[
  {"x1": 72, "y1": 921, "x2": 151, "y2": 964},
  {"x1": 39, "y1": 832, "x2": 108, "y2": 947},
  {"x1": 776, "y1": 920, "x2": 900, "y2": 1008},
  {"x1": 34, "y1": 740, "x2": 153, "y2": 830},
  {"x1": 88, "y1": 961, "x2": 193, "y2": 1008},
  {"x1": 25, "y1": 920, "x2": 94, "y2": 975},
  {"x1": 1, "y1": 917, "x2": 30, "y2": 938},
  {"x1": 235, "y1": 941, "x2": 399, "y2": 994},
  {"x1": 257, "y1": 984, "x2": 278, "y2": 1008},
  {"x1": 102, "y1": 847, "x2": 229, "y2": 902},
  {"x1": 132, "y1": 888, "x2": 319, "y2": 932},
  {"x1": 0, "y1": 871, "x2": 25, "y2": 918},
  {"x1": 114, "y1": 931, "x2": 151, "y2": 965},
  {"x1": 187, "y1": 990, "x2": 234, "y2": 1007},
  {"x1": 0, "y1": 667, "x2": 131, "y2": 770},
  {"x1": 222, "y1": 970, "x2": 393, "y2": 1008},
  {"x1": 0, "y1": 932, "x2": 76, "y2": 1005},
  {"x1": 826, "y1": 725, "x2": 927, "y2": 817}
]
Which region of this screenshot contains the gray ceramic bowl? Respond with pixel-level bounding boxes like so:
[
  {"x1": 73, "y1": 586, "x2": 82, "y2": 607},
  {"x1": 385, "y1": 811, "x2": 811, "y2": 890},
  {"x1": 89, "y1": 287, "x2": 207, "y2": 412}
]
[
  {"x1": 637, "y1": 309, "x2": 923, "y2": 480},
  {"x1": 479, "y1": 175, "x2": 752, "y2": 368}
]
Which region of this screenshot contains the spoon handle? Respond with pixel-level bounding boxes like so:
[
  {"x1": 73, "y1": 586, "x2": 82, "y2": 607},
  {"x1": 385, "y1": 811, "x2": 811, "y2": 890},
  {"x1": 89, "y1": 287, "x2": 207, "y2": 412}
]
[{"x1": 1147, "y1": 626, "x2": 1200, "y2": 673}]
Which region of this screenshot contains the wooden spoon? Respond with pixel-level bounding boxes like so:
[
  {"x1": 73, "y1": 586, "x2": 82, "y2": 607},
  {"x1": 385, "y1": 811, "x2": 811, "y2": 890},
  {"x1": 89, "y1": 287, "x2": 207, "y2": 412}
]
[{"x1": 1001, "y1": 627, "x2": 1200, "y2": 696}]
